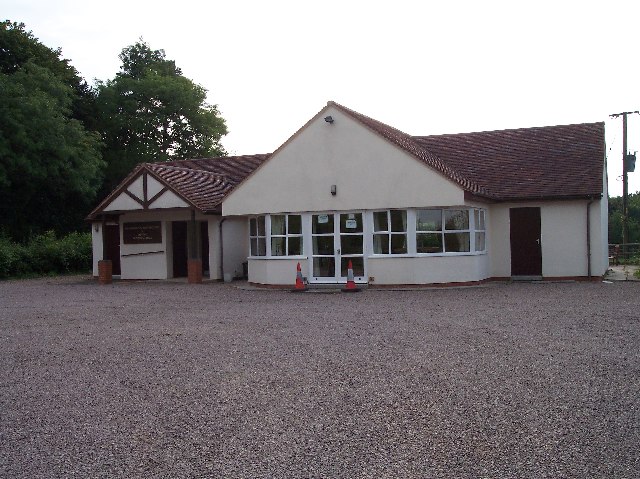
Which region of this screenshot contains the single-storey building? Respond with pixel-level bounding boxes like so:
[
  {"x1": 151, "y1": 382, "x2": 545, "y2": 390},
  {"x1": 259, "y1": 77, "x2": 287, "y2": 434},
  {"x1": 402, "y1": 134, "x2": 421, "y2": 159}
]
[{"x1": 88, "y1": 101, "x2": 608, "y2": 286}]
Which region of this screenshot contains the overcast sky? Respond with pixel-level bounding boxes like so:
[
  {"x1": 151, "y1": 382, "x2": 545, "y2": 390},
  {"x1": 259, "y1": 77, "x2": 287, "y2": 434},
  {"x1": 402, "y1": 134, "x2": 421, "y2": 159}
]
[{"x1": 4, "y1": 0, "x2": 640, "y2": 196}]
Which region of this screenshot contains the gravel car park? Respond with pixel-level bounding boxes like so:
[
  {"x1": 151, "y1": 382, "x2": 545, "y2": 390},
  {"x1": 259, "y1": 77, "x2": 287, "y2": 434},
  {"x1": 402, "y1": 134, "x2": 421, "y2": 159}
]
[{"x1": 1, "y1": 277, "x2": 639, "y2": 478}]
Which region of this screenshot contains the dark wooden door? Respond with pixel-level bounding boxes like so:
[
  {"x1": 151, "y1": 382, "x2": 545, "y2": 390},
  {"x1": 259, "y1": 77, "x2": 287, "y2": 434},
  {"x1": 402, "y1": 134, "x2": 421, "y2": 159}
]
[
  {"x1": 104, "y1": 224, "x2": 121, "y2": 275},
  {"x1": 172, "y1": 221, "x2": 188, "y2": 278},
  {"x1": 510, "y1": 207, "x2": 542, "y2": 276}
]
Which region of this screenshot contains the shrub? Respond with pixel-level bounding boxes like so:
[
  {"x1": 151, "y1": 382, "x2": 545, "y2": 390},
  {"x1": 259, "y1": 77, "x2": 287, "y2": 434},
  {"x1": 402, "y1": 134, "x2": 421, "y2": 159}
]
[{"x1": 0, "y1": 231, "x2": 92, "y2": 279}]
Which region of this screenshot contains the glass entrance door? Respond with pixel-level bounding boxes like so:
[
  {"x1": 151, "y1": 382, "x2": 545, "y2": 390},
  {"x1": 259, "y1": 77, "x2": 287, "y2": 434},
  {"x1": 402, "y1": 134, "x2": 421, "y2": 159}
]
[{"x1": 310, "y1": 212, "x2": 365, "y2": 283}]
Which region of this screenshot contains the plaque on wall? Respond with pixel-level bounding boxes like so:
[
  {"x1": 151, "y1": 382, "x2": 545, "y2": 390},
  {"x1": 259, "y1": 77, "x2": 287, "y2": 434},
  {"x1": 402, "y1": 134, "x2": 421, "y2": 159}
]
[{"x1": 123, "y1": 222, "x2": 162, "y2": 244}]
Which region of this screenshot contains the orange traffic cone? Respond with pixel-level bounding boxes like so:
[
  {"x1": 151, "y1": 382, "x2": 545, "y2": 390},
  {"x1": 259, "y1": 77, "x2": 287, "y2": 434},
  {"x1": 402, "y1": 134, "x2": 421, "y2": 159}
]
[
  {"x1": 342, "y1": 260, "x2": 360, "y2": 293},
  {"x1": 292, "y1": 262, "x2": 307, "y2": 292}
]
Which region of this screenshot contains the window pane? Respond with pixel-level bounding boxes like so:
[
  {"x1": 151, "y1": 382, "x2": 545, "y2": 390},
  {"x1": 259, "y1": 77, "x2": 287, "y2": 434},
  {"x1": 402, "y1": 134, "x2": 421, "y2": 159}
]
[
  {"x1": 288, "y1": 236, "x2": 302, "y2": 256},
  {"x1": 250, "y1": 238, "x2": 258, "y2": 256},
  {"x1": 373, "y1": 234, "x2": 389, "y2": 254},
  {"x1": 313, "y1": 214, "x2": 334, "y2": 234},
  {"x1": 390, "y1": 233, "x2": 407, "y2": 254},
  {"x1": 313, "y1": 236, "x2": 334, "y2": 255},
  {"x1": 288, "y1": 215, "x2": 302, "y2": 235},
  {"x1": 416, "y1": 209, "x2": 442, "y2": 232},
  {"x1": 373, "y1": 211, "x2": 388, "y2": 232},
  {"x1": 341, "y1": 257, "x2": 364, "y2": 277},
  {"x1": 257, "y1": 216, "x2": 266, "y2": 236},
  {"x1": 477, "y1": 210, "x2": 485, "y2": 230},
  {"x1": 313, "y1": 257, "x2": 335, "y2": 277},
  {"x1": 249, "y1": 218, "x2": 257, "y2": 236},
  {"x1": 417, "y1": 233, "x2": 443, "y2": 253},
  {"x1": 271, "y1": 215, "x2": 285, "y2": 235},
  {"x1": 341, "y1": 234, "x2": 363, "y2": 254},
  {"x1": 444, "y1": 232, "x2": 470, "y2": 252},
  {"x1": 444, "y1": 210, "x2": 469, "y2": 230},
  {"x1": 390, "y1": 210, "x2": 407, "y2": 232},
  {"x1": 271, "y1": 237, "x2": 285, "y2": 256},
  {"x1": 340, "y1": 213, "x2": 363, "y2": 233},
  {"x1": 475, "y1": 232, "x2": 485, "y2": 251},
  {"x1": 257, "y1": 238, "x2": 266, "y2": 256}
]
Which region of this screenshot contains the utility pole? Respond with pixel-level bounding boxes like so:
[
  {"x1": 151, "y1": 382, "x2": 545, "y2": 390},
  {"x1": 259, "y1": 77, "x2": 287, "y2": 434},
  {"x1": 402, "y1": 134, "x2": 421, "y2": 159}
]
[{"x1": 610, "y1": 111, "x2": 639, "y2": 259}]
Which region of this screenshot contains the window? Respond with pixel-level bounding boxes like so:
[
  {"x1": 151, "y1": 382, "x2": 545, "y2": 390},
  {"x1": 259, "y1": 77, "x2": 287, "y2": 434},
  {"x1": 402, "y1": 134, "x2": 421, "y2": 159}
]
[
  {"x1": 373, "y1": 210, "x2": 407, "y2": 254},
  {"x1": 270, "y1": 214, "x2": 303, "y2": 256},
  {"x1": 416, "y1": 209, "x2": 443, "y2": 253},
  {"x1": 444, "y1": 209, "x2": 470, "y2": 252},
  {"x1": 474, "y1": 209, "x2": 486, "y2": 252},
  {"x1": 415, "y1": 209, "x2": 473, "y2": 254},
  {"x1": 249, "y1": 216, "x2": 266, "y2": 256}
]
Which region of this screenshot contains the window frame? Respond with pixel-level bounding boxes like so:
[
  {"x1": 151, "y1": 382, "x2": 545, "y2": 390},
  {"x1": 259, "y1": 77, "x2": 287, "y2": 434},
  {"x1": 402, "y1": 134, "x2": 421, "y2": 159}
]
[
  {"x1": 270, "y1": 214, "x2": 303, "y2": 257},
  {"x1": 249, "y1": 215, "x2": 267, "y2": 257},
  {"x1": 414, "y1": 208, "x2": 486, "y2": 256},
  {"x1": 372, "y1": 209, "x2": 408, "y2": 255},
  {"x1": 249, "y1": 214, "x2": 305, "y2": 259}
]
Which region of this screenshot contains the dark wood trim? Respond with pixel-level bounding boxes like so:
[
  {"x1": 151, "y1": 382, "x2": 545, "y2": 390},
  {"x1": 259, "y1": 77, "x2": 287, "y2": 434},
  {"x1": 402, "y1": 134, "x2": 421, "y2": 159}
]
[
  {"x1": 146, "y1": 186, "x2": 169, "y2": 207},
  {"x1": 143, "y1": 172, "x2": 148, "y2": 203},
  {"x1": 121, "y1": 250, "x2": 165, "y2": 258},
  {"x1": 123, "y1": 189, "x2": 145, "y2": 206}
]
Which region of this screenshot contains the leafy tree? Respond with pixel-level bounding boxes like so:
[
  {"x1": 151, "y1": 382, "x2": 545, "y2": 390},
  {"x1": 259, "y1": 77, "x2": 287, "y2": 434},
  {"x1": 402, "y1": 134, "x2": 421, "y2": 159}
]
[
  {"x1": 0, "y1": 22, "x2": 104, "y2": 241},
  {"x1": 96, "y1": 40, "x2": 228, "y2": 191},
  {"x1": 609, "y1": 192, "x2": 640, "y2": 244}
]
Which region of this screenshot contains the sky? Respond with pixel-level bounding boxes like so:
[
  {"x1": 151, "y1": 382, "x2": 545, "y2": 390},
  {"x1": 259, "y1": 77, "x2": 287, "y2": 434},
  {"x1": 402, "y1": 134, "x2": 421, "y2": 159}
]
[{"x1": 4, "y1": 0, "x2": 640, "y2": 197}]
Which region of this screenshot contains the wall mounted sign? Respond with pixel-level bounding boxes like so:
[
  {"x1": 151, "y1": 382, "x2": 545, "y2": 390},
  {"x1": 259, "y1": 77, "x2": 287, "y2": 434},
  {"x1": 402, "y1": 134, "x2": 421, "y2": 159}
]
[{"x1": 123, "y1": 222, "x2": 162, "y2": 244}]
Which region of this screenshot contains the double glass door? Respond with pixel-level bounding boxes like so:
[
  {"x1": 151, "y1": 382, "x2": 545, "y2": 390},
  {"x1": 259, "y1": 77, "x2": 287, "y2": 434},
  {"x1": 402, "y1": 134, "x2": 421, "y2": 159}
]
[{"x1": 310, "y1": 212, "x2": 365, "y2": 283}]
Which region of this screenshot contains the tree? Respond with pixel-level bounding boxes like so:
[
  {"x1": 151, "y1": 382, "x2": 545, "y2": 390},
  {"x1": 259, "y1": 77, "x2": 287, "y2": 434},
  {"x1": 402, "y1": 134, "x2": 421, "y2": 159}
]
[
  {"x1": 96, "y1": 40, "x2": 228, "y2": 191},
  {"x1": 609, "y1": 192, "x2": 640, "y2": 244},
  {"x1": 0, "y1": 22, "x2": 104, "y2": 242}
]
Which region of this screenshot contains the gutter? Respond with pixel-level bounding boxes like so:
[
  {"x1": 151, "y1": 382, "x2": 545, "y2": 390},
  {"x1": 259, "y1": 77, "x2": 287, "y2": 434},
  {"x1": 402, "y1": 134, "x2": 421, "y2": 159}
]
[
  {"x1": 219, "y1": 218, "x2": 227, "y2": 280},
  {"x1": 586, "y1": 197, "x2": 594, "y2": 278}
]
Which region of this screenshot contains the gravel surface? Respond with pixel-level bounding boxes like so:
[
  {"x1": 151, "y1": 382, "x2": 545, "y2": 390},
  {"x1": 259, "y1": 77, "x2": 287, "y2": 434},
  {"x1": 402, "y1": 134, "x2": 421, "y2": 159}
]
[{"x1": 1, "y1": 277, "x2": 639, "y2": 478}]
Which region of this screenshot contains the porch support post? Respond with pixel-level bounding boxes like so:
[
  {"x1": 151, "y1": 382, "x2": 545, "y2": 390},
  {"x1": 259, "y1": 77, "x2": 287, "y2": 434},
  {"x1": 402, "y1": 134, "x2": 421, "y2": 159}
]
[
  {"x1": 98, "y1": 214, "x2": 113, "y2": 284},
  {"x1": 187, "y1": 209, "x2": 202, "y2": 283}
]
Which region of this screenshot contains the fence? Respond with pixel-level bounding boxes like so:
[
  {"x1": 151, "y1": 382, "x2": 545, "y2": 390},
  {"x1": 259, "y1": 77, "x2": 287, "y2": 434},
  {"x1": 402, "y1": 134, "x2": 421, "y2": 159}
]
[{"x1": 608, "y1": 243, "x2": 640, "y2": 264}]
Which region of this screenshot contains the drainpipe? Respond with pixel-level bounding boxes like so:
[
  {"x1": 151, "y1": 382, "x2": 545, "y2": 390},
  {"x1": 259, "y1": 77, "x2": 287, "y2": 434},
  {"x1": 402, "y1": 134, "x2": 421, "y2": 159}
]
[
  {"x1": 219, "y1": 217, "x2": 227, "y2": 280},
  {"x1": 586, "y1": 197, "x2": 594, "y2": 279}
]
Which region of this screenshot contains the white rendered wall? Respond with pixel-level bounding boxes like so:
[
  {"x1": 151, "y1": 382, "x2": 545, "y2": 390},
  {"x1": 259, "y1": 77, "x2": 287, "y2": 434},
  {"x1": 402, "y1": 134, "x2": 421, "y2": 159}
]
[
  {"x1": 223, "y1": 105, "x2": 465, "y2": 216},
  {"x1": 91, "y1": 224, "x2": 103, "y2": 276},
  {"x1": 249, "y1": 258, "x2": 303, "y2": 285},
  {"x1": 222, "y1": 218, "x2": 250, "y2": 280},
  {"x1": 368, "y1": 254, "x2": 490, "y2": 285},
  {"x1": 488, "y1": 199, "x2": 608, "y2": 278}
]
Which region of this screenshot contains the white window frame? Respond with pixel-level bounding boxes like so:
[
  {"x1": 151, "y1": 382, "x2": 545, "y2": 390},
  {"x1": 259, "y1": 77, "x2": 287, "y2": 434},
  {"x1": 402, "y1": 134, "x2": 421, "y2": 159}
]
[
  {"x1": 249, "y1": 214, "x2": 305, "y2": 259},
  {"x1": 413, "y1": 208, "x2": 486, "y2": 256},
  {"x1": 371, "y1": 209, "x2": 409, "y2": 255},
  {"x1": 474, "y1": 209, "x2": 486, "y2": 252},
  {"x1": 270, "y1": 214, "x2": 304, "y2": 257},
  {"x1": 248, "y1": 215, "x2": 267, "y2": 257}
]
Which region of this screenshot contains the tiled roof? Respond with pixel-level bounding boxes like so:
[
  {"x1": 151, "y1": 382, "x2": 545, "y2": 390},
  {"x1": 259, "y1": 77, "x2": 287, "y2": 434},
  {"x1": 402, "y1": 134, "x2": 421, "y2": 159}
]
[
  {"x1": 412, "y1": 123, "x2": 605, "y2": 200},
  {"x1": 89, "y1": 104, "x2": 605, "y2": 221},
  {"x1": 87, "y1": 154, "x2": 268, "y2": 219},
  {"x1": 330, "y1": 102, "x2": 604, "y2": 201}
]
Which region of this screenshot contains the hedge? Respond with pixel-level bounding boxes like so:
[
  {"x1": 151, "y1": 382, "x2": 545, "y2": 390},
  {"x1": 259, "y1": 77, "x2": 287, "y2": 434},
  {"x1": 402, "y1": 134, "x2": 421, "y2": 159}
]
[{"x1": 0, "y1": 231, "x2": 92, "y2": 279}]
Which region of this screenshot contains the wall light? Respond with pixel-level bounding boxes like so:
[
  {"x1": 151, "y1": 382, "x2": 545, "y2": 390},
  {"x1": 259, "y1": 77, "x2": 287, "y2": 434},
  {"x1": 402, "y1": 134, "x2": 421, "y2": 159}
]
[
  {"x1": 324, "y1": 116, "x2": 334, "y2": 124},
  {"x1": 94, "y1": 223, "x2": 100, "y2": 232},
  {"x1": 331, "y1": 185, "x2": 337, "y2": 196}
]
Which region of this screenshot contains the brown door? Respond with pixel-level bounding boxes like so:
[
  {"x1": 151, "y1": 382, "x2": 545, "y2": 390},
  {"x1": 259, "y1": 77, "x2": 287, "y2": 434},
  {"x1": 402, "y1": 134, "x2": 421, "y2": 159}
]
[
  {"x1": 510, "y1": 207, "x2": 542, "y2": 276},
  {"x1": 104, "y1": 224, "x2": 121, "y2": 275},
  {"x1": 172, "y1": 222, "x2": 188, "y2": 277}
]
